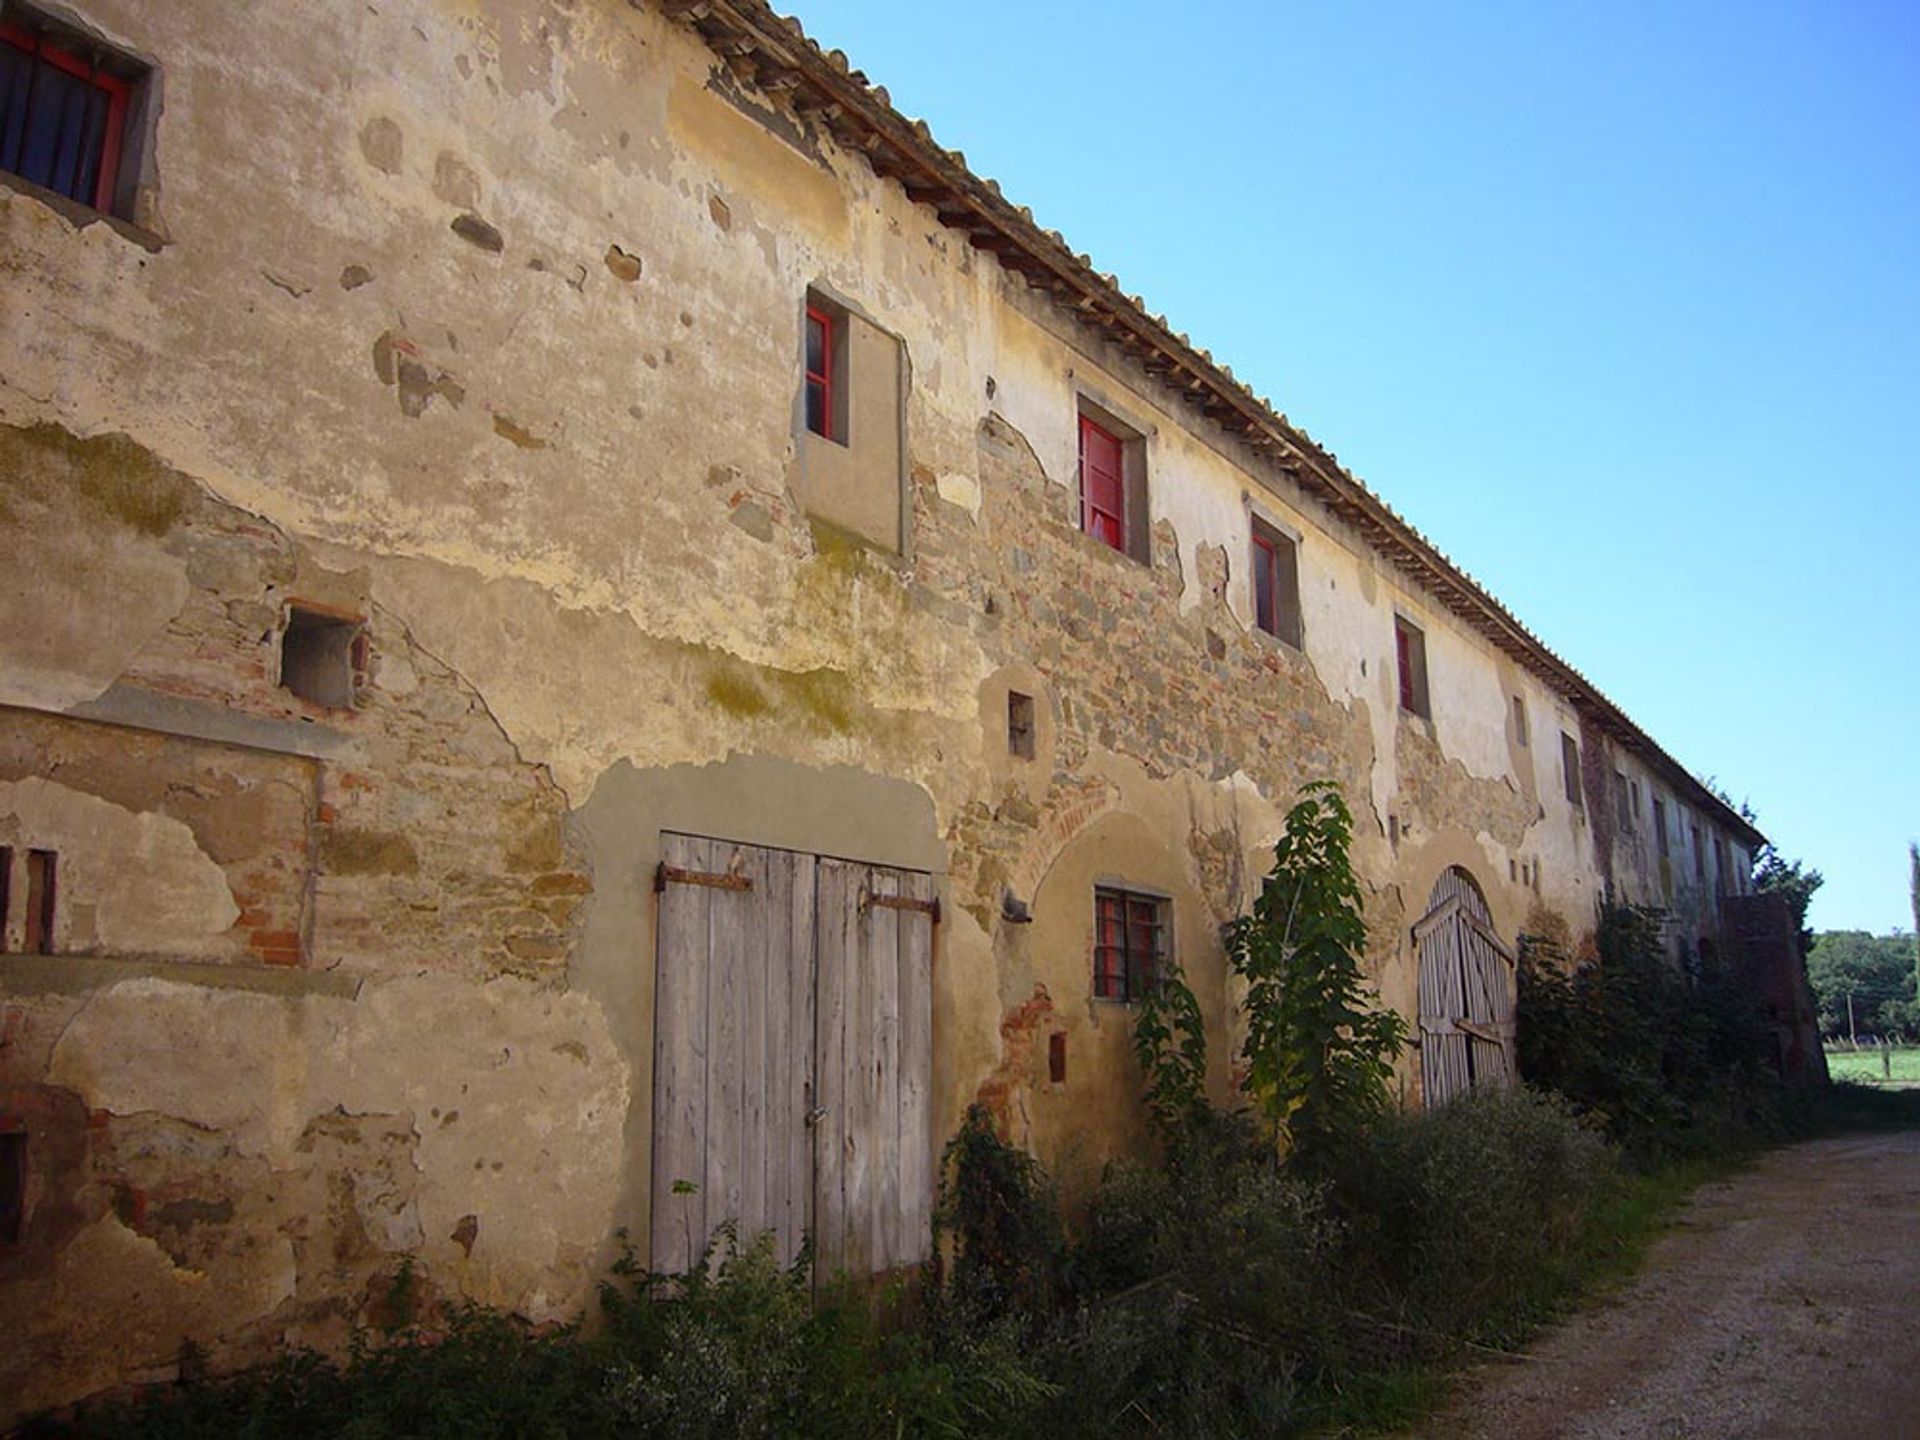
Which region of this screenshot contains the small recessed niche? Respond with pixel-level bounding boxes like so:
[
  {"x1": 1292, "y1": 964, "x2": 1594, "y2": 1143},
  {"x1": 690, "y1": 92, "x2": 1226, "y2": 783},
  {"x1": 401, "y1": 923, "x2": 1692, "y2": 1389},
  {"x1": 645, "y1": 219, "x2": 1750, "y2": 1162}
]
[
  {"x1": 1048, "y1": 1031, "x2": 1067, "y2": 1085},
  {"x1": 24, "y1": 849, "x2": 55, "y2": 955},
  {"x1": 280, "y1": 607, "x2": 368, "y2": 710},
  {"x1": 1007, "y1": 691, "x2": 1036, "y2": 760},
  {"x1": 0, "y1": 1131, "x2": 25, "y2": 1246}
]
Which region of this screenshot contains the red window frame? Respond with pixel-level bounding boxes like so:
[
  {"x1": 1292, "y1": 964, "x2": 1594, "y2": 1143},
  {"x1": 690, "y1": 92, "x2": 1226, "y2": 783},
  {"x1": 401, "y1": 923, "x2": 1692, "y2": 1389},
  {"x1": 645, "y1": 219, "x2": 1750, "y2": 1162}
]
[
  {"x1": 1253, "y1": 529, "x2": 1279, "y2": 636},
  {"x1": 1093, "y1": 887, "x2": 1164, "y2": 1003},
  {"x1": 1077, "y1": 414, "x2": 1126, "y2": 552},
  {"x1": 0, "y1": 20, "x2": 131, "y2": 214},
  {"x1": 804, "y1": 305, "x2": 834, "y2": 440},
  {"x1": 1395, "y1": 620, "x2": 1417, "y2": 713}
]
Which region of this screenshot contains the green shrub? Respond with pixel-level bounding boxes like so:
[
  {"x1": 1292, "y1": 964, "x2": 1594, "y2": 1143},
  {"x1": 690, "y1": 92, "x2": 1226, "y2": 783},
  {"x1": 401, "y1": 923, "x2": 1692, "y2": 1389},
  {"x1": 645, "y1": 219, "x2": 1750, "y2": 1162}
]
[
  {"x1": 934, "y1": 1103, "x2": 1065, "y2": 1321},
  {"x1": 1330, "y1": 1086, "x2": 1613, "y2": 1354},
  {"x1": 1518, "y1": 903, "x2": 1784, "y2": 1163}
]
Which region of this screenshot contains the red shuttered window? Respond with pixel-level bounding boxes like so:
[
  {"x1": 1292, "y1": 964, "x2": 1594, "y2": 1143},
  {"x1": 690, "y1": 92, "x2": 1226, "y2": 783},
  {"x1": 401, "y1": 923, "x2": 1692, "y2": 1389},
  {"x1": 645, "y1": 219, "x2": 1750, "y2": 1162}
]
[
  {"x1": 1250, "y1": 521, "x2": 1302, "y2": 647},
  {"x1": 804, "y1": 306, "x2": 833, "y2": 440},
  {"x1": 1077, "y1": 414, "x2": 1126, "y2": 552},
  {"x1": 1394, "y1": 615, "x2": 1429, "y2": 718},
  {"x1": 1093, "y1": 887, "x2": 1165, "y2": 1002},
  {"x1": 0, "y1": 20, "x2": 132, "y2": 214}
]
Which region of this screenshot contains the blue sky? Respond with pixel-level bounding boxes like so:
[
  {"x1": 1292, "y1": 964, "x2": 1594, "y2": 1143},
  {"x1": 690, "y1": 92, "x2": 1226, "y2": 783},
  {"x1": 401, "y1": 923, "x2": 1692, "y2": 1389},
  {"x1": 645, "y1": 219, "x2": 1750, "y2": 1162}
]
[{"x1": 797, "y1": 0, "x2": 1920, "y2": 934}]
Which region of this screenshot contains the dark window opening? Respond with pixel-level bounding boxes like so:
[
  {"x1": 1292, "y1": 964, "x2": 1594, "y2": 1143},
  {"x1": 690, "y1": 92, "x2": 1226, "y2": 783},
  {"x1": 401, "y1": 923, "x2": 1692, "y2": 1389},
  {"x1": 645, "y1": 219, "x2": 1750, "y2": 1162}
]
[
  {"x1": 1093, "y1": 886, "x2": 1165, "y2": 1003},
  {"x1": 0, "y1": 12, "x2": 144, "y2": 216},
  {"x1": 1561, "y1": 733, "x2": 1582, "y2": 808},
  {"x1": 0, "y1": 844, "x2": 10, "y2": 946},
  {"x1": 1394, "y1": 616, "x2": 1430, "y2": 719},
  {"x1": 24, "y1": 848, "x2": 54, "y2": 955},
  {"x1": 0, "y1": 1130, "x2": 24, "y2": 1246},
  {"x1": 1007, "y1": 691, "x2": 1036, "y2": 760},
  {"x1": 1692, "y1": 824, "x2": 1705, "y2": 880},
  {"x1": 1048, "y1": 1031, "x2": 1067, "y2": 1084},
  {"x1": 1513, "y1": 695, "x2": 1528, "y2": 747},
  {"x1": 281, "y1": 607, "x2": 367, "y2": 710},
  {"x1": 1251, "y1": 520, "x2": 1302, "y2": 648},
  {"x1": 1614, "y1": 772, "x2": 1634, "y2": 832},
  {"x1": 1653, "y1": 798, "x2": 1669, "y2": 857}
]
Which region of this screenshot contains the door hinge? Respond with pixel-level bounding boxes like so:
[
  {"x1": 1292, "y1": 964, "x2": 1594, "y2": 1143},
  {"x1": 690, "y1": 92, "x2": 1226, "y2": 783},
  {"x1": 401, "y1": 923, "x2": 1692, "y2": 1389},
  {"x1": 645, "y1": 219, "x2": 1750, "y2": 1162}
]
[
  {"x1": 655, "y1": 860, "x2": 753, "y2": 893},
  {"x1": 860, "y1": 891, "x2": 940, "y2": 923}
]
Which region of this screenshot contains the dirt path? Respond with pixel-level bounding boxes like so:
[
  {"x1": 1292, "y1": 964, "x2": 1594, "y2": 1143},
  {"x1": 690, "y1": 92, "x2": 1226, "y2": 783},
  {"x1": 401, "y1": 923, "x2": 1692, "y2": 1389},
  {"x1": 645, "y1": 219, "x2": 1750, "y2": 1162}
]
[{"x1": 1420, "y1": 1130, "x2": 1920, "y2": 1439}]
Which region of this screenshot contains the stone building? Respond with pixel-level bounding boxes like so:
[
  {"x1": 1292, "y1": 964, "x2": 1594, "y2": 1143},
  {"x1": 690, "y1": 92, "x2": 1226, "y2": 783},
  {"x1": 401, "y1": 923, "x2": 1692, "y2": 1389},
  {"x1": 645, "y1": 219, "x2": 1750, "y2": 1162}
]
[{"x1": 0, "y1": 0, "x2": 1767, "y2": 1418}]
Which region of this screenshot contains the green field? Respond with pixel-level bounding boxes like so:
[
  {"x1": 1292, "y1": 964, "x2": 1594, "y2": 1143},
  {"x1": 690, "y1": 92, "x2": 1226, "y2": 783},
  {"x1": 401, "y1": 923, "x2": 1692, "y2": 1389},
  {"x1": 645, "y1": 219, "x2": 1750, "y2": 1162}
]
[{"x1": 1825, "y1": 1046, "x2": 1920, "y2": 1086}]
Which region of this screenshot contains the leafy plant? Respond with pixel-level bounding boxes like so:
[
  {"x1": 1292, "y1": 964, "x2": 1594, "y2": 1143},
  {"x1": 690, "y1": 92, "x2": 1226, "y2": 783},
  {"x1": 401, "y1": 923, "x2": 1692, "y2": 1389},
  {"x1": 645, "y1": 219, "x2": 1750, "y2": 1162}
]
[
  {"x1": 1753, "y1": 845, "x2": 1823, "y2": 956},
  {"x1": 1518, "y1": 902, "x2": 1781, "y2": 1163},
  {"x1": 1131, "y1": 961, "x2": 1209, "y2": 1146},
  {"x1": 935, "y1": 1104, "x2": 1064, "y2": 1320},
  {"x1": 1229, "y1": 781, "x2": 1406, "y2": 1165}
]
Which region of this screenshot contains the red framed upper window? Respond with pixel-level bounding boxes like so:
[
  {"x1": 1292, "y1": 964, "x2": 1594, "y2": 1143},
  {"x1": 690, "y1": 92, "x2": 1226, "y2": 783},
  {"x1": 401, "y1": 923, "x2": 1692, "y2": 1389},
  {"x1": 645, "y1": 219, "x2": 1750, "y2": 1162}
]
[
  {"x1": 1394, "y1": 615, "x2": 1429, "y2": 718},
  {"x1": 1093, "y1": 886, "x2": 1164, "y2": 1003},
  {"x1": 804, "y1": 305, "x2": 834, "y2": 440},
  {"x1": 1251, "y1": 520, "x2": 1302, "y2": 648},
  {"x1": 1078, "y1": 414, "x2": 1126, "y2": 552},
  {"x1": 0, "y1": 18, "x2": 133, "y2": 214}
]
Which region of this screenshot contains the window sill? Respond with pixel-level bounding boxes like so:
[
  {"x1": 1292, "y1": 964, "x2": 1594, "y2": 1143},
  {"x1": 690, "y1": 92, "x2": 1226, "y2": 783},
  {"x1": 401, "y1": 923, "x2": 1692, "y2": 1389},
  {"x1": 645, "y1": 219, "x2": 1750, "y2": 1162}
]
[
  {"x1": 1250, "y1": 626, "x2": 1306, "y2": 661},
  {"x1": 1071, "y1": 526, "x2": 1150, "y2": 569},
  {"x1": 0, "y1": 170, "x2": 163, "y2": 252}
]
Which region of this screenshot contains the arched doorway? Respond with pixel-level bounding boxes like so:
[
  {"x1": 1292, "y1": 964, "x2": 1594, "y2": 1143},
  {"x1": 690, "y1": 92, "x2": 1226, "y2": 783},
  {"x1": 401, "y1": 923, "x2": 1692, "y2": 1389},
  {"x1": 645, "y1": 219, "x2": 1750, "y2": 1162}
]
[{"x1": 1414, "y1": 866, "x2": 1515, "y2": 1107}]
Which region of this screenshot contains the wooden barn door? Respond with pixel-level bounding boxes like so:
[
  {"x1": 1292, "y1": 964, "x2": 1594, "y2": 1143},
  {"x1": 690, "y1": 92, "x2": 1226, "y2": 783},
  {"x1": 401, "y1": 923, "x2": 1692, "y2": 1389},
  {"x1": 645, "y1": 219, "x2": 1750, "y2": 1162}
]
[
  {"x1": 813, "y1": 858, "x2": 935, "y2": 1278},
  {"x1": 1414, "y1": 867, "x2": 1516, "y2": 1108},
  {"x1": 652, "y1": 833, "x2": 817, "y2": 1274},
  {"x1": 652, "y1": 834, "x2": 933, "y2": 1279}
]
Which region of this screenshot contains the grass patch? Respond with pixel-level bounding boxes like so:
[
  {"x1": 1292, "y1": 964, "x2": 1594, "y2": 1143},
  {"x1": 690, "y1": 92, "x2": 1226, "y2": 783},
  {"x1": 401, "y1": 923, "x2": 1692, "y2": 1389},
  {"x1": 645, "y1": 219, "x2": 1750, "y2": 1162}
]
[{"x1": 1824, "y1": 1045, "x2": 1920, "y2": 1086}]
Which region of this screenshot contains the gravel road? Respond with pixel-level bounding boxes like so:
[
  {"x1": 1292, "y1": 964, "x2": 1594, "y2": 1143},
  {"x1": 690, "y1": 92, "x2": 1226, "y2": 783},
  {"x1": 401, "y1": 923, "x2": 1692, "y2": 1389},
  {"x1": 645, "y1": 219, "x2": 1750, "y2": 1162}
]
[{"x1": 1419, "y1": 1129, "x2": 1920, "y2": 1439}]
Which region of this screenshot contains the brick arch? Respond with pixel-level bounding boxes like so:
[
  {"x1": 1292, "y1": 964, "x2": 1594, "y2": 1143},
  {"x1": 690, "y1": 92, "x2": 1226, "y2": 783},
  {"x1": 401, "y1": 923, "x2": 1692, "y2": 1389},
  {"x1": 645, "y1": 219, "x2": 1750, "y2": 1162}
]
[{"x1": 1004, "y1": 784, "x2": 1123, "y2": 904}]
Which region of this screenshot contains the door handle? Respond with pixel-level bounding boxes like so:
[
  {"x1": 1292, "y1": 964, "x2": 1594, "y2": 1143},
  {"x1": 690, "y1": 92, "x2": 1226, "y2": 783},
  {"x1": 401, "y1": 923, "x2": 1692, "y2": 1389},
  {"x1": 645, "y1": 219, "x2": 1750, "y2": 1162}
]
[{"x1": 805, "y1": 1106, "x2": 829, "y2": 1127}]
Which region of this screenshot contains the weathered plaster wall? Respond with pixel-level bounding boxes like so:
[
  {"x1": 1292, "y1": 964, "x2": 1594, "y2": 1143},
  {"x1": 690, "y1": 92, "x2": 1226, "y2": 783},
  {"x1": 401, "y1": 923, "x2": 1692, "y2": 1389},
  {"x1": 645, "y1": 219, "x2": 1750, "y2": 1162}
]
[{"x1": 0, "y1": 0, "x2": 1756, "y2": 1417}]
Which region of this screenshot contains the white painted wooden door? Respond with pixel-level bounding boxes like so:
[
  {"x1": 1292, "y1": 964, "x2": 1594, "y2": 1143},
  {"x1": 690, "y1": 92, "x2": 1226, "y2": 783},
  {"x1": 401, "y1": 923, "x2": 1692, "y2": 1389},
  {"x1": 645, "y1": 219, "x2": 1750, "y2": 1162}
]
[
  {"x1": 651, "y1": 834, "x2": 933, "y2": 1278},
  {"x1": 1414, "y1": 867, "x2": 1516, "y2": 1108}
]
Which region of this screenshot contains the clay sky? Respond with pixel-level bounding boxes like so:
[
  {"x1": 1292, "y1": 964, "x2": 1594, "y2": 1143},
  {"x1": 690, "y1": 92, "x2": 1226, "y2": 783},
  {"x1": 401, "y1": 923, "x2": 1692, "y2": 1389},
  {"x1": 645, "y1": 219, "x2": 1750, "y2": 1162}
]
[{"x1": 797, "y1": 0, "x2": 1920, "y2": 933}]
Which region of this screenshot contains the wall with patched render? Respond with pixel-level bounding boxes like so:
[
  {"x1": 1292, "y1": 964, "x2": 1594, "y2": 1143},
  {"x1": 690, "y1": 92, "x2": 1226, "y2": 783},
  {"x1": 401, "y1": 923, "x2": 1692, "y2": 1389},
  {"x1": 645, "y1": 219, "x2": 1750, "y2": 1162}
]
[{"x1": 0, "y1": 0, "x2": 1755, "y2": 1418}]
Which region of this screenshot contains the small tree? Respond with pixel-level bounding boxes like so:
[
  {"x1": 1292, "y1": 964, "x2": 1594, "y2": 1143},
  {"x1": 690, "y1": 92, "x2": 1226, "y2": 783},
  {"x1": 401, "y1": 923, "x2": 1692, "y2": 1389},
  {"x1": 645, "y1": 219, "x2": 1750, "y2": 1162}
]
[
  {"x1": 1753, "y1": 845, "x2": 1822, "y2": 956},
  {"x1": 1229, "y1": 781, "x2": 1405, "y2": 1167}
]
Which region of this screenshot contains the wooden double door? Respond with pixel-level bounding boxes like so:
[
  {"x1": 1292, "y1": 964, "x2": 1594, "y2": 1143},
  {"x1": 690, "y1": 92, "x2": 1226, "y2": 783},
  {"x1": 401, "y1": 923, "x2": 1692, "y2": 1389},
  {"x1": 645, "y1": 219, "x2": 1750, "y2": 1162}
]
[
  {"x1": 1415, "y1": 866, "x2": 1516, "y2": 1107},
  {"x1": 651, "y1": 832, "x2": 934, "y2": 1279}
]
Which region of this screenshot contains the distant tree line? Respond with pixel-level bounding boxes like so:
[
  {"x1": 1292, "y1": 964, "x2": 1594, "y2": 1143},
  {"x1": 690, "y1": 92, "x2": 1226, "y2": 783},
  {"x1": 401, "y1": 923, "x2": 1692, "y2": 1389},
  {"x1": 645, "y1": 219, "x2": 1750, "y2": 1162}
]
[{"x1": 1808, "y1": 930, "x2": 1918, "y2": 1041}]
